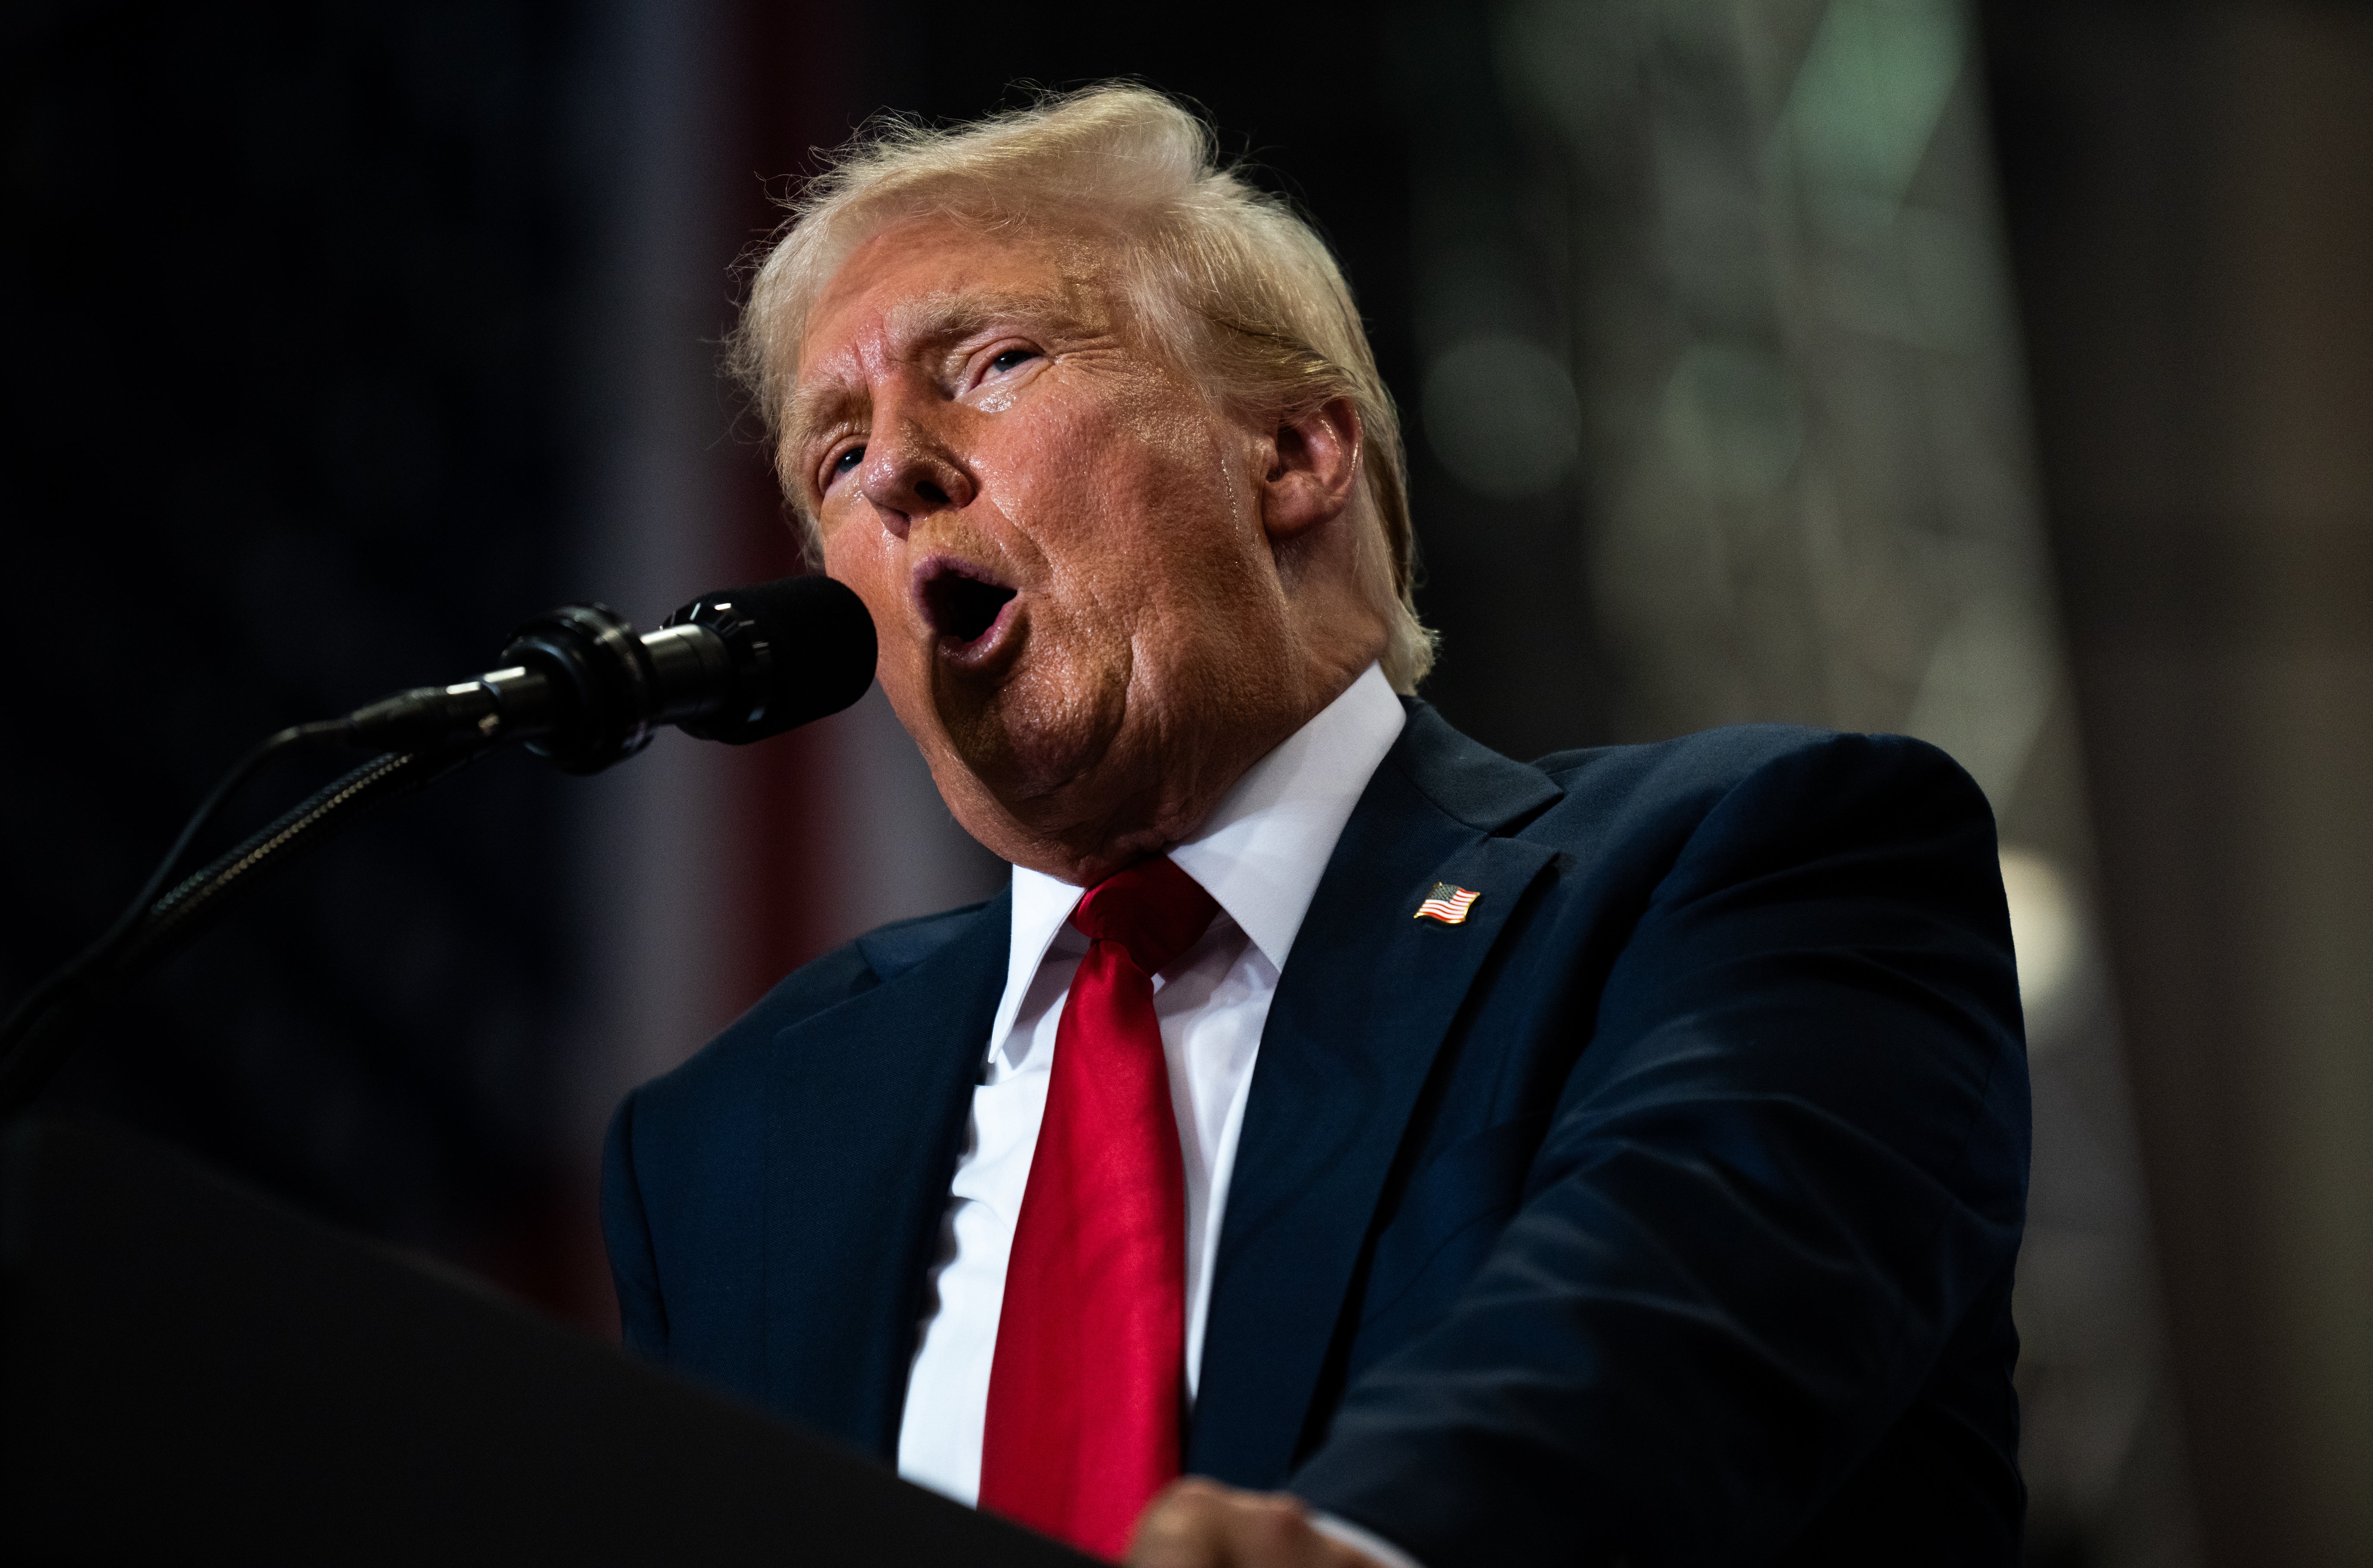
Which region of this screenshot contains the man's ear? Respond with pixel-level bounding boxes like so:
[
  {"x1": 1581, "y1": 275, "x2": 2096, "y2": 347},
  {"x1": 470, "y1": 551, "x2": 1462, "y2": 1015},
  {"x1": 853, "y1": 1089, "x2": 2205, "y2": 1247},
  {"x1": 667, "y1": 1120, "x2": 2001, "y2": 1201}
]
[{"x1": 1258, "y1": 396, "x2": 1363, "y2": 542}]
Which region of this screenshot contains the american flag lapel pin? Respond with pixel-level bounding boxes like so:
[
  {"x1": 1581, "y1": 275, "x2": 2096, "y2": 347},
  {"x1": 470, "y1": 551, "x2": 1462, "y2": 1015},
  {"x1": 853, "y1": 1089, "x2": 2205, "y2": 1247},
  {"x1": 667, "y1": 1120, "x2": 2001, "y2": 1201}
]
[{"x1": 1415, "y1": 882, "x2": 1482, "y2": 925}]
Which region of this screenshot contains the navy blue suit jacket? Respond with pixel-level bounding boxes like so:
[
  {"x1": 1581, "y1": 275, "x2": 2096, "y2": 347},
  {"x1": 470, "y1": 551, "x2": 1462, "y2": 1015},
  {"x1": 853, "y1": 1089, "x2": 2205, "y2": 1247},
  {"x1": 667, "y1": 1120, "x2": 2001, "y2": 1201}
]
[{"x1": 602, "y1": 703, "x2": 2030, "y2": 1566}]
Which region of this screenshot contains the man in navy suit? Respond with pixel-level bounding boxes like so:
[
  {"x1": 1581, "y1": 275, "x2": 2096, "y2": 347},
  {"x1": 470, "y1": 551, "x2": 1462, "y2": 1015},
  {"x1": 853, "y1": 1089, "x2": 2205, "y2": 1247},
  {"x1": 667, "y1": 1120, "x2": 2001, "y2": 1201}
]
[{"x1": 603, "y1": 85, "x2": 2028, "y2": 1567}]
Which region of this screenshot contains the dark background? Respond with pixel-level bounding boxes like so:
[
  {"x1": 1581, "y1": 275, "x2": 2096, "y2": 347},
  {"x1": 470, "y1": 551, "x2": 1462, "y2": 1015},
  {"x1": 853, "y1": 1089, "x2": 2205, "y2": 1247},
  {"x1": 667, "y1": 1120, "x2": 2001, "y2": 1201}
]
[
  {"x1": 6, "y1": 3, "x2": 2369, "y2": 1564},
  {"x1": 3, "y1": 2, "x2": 599, "y2": 1308}
]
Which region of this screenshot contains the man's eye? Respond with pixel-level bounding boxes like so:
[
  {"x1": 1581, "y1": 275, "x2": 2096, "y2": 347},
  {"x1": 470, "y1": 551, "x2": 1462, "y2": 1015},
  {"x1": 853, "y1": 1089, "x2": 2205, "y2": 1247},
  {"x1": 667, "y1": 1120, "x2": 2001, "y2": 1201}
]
[
  {"x1": 830, "y1": 445, "x2": 864, "y2": 481},
  {"x1": 988, "y1": 348, "x2": 1038, "y2": 375}
]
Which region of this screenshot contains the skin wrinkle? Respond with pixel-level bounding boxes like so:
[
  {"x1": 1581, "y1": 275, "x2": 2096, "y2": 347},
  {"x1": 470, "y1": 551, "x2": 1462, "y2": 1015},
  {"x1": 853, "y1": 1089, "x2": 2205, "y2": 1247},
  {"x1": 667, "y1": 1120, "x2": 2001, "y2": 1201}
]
[
  {"x1": 786, "y1": 281, "x2": 1116, "y2": 480},
  {"x1": 797, "y1": 213, "x2": 1387, "y2": 886}
]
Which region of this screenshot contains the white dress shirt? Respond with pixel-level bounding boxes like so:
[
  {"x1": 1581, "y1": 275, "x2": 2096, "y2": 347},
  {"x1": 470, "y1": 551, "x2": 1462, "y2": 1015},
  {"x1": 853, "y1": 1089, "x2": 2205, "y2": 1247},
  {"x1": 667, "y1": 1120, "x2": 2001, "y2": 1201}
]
[{"x1": 895, "y1": 663, "x2": 1416, "y2": 1566}]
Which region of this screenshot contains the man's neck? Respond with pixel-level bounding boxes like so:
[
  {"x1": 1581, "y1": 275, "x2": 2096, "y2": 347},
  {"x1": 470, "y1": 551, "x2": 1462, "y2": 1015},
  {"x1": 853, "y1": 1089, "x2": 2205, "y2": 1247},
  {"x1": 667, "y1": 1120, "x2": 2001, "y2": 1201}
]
[{"x1": 989, "y1": 656, "x2": 1381, "y2": 887}]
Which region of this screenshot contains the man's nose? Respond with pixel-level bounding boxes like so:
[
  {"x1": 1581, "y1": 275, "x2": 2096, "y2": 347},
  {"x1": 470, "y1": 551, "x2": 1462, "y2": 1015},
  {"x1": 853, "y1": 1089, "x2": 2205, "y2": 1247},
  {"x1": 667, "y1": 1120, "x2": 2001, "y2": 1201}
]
[{"x1": 859, "y1": 413, "x2": 976, "y2": 537}]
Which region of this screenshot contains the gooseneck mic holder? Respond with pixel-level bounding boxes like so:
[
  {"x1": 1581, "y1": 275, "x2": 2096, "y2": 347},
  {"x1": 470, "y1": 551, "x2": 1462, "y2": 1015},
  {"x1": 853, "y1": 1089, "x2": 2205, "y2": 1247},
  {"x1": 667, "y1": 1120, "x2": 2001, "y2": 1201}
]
[
  {"x1": 0, "y1": 575, "x2": 875, "y2": 1121},
  {"x1": 0, "y1": 741, "x2": 485, "y2": 1118}
]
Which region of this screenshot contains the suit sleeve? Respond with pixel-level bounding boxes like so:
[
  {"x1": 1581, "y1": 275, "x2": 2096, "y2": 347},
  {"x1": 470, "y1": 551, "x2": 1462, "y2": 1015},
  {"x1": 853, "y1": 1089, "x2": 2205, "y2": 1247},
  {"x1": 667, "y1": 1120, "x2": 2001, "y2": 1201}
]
[
  {"x1": 601, "y1": 1088, "x2": 670, "y2": 1358},
  {"x1": 1287, "y1": 734, "x2": 2030, "y2": 1566}
]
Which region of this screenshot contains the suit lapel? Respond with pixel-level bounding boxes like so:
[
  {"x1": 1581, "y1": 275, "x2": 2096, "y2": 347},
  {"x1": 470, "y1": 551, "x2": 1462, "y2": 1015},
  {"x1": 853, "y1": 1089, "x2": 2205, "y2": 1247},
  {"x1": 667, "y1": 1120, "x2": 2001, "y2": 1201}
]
[
  {"x1": 760, "y1": 891, "x2": 1010, "y2": 1459},
  {"x1": 1189, "y1": 705, "x2": 1562, "y2": 1485}
]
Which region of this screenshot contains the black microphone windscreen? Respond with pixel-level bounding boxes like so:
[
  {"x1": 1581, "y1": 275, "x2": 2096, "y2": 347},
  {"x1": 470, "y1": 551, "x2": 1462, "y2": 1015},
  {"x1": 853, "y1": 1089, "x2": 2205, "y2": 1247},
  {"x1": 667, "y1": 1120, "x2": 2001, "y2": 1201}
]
[{"x1": 711, "y1": 574, "x2": 878, "y2": 738}]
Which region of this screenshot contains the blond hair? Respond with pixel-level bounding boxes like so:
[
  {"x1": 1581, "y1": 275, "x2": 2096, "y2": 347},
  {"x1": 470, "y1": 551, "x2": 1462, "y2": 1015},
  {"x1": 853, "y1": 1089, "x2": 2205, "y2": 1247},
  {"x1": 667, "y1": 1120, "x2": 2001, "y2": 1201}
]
[{"x1": 727, "y1": 83, "x2": 1436, "y2": 691}]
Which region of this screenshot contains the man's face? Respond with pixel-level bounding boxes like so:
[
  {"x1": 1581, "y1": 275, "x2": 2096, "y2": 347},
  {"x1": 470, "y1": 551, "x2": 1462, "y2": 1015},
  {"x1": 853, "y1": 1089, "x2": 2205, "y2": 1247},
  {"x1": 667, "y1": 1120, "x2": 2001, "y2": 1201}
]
[{"x1": 791, "y1": 216, "x2": 1315, "y2": 879}]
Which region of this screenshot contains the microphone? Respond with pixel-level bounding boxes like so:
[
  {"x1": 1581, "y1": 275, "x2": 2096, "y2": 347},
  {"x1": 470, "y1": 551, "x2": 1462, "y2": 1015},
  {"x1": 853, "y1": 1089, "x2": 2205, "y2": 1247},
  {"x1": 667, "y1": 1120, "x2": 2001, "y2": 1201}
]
[{"x1": 333, "y1": 575, "x2": 878, "y2": 773}]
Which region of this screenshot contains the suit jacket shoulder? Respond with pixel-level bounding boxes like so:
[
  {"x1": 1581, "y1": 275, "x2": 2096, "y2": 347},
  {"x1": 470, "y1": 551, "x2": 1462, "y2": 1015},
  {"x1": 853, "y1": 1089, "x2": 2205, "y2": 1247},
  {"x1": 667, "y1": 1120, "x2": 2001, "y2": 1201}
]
[
  {"x1": 620, "y1": 899, "x2": 996, "y2": 1151},
  {"x1": 602, "y1": 890, "x2": 1010, "y2": 1435},
  {"x1": 1279, "y1": 712, "x2": 2024, "y2": 1568}
]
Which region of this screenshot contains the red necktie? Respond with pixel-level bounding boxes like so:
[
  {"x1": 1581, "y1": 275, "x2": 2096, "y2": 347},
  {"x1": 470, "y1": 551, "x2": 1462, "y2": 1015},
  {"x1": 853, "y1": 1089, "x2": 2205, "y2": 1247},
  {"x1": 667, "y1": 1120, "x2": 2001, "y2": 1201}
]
[{"x1": 978, "y1": 856, "x2": 1218, "y2": 1561}]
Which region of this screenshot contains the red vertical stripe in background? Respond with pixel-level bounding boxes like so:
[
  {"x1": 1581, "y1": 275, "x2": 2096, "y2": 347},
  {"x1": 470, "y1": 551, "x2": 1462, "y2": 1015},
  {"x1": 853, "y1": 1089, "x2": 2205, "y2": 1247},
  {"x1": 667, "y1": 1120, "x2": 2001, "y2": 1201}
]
[{"x1": 723, "y1": 0, "x2": 874, "y2": 1011}]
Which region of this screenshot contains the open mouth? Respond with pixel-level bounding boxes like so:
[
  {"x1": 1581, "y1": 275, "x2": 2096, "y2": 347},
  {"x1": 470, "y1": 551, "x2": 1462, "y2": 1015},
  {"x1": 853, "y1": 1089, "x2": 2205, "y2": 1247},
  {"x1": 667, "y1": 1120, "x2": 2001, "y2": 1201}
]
[{"x1": 918, "y1": 559, "x2": 1019, "y2": 650}]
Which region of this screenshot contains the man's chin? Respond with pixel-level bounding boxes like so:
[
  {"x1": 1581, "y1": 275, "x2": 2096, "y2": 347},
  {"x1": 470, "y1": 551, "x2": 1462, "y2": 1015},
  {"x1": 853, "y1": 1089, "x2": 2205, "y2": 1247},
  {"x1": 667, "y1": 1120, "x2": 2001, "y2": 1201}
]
[{"x1": 926, "y1": 668, "x2": 1130, "y2": 832}]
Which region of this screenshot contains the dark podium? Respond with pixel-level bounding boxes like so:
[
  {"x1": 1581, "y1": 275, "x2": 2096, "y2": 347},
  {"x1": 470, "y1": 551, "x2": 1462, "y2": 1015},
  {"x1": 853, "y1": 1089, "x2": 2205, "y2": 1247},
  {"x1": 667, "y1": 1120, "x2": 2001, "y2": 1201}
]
[{"x1": 0, "y1": 1115, "x2": 1091, "y2": 1565}]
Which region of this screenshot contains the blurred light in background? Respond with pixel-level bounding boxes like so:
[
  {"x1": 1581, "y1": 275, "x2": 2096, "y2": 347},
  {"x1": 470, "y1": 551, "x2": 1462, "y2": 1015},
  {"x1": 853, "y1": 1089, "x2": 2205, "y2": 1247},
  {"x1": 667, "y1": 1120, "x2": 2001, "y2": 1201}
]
[
  {"x1": 2000, "y1": 844, "x2": 2083, "y2": 1036},
  {"x1": 1423, "y1": 334, "x2": 1583, "y2": 501},
  {"x1": 1658, "y1": 344, "x2": 1804, "y2": 503},
  {"x1": 2012, "y1": 844, "x2": 2088, "y2": 1039},
  {"x1": 1988, "y1": 4, "x2": 2373, "y2": 1560},
  {"x1": 1401, "y1": 0, "x2": 2197, "y2": 1559}
]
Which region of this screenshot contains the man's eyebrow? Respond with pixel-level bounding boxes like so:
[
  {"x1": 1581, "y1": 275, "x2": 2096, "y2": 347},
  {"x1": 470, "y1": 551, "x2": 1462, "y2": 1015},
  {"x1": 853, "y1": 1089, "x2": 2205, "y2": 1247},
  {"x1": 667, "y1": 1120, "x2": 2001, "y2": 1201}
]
[{"x1": 783, "y1": 286, "x2": 1099, "y2": 462}]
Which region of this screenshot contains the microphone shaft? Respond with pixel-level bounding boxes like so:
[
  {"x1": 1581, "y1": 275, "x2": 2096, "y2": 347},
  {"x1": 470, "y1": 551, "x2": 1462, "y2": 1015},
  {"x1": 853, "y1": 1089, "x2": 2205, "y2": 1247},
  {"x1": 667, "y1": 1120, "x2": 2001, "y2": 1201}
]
[{"x1": 336, "y1": 621, "x2": 740, "y2": 756}]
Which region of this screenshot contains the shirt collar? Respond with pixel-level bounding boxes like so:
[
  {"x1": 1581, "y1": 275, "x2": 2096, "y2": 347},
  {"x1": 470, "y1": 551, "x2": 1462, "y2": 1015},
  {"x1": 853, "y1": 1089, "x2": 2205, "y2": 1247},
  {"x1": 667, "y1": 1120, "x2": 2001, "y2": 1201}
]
[{"x1": 990, "y1": 662, "x2": 1407, "y2": 1064}]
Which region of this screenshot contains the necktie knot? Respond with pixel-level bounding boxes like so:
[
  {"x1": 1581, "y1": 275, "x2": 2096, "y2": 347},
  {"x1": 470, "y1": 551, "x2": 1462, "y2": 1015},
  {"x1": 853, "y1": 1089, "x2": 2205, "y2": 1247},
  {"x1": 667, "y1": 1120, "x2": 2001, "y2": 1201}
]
[{"x1": 1070, "y1": 856, "x2": 1218, "y2": 981}]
